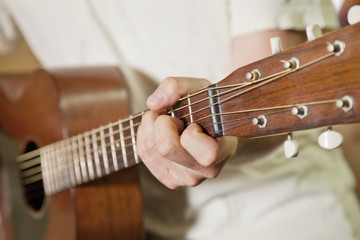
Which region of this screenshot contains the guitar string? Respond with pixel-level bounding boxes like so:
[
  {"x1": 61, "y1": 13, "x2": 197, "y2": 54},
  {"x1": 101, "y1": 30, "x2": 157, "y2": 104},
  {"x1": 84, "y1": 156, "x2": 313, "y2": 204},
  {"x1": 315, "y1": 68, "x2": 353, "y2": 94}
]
[
  {"x1": 169, "y1": 69, "x2": 292, "y2": 114},
  {"x1": 179, "y1": 70, "x2": 291, "y2": 120},
  {"x1": 20, "y1": 131, "x2": 141, "y2": 193},
  {"x1": 18, "y1": 50, "x2": 337, "y2": 190},
  {"x1": 21, "y1": 96, "x2": 340, "y2": 189},
  {"x1": 24, "y1": 143, "x2": 139, "y2": 186},
  {"x1": 17, "y1": 50, "x2": 335, "y2": 165},
  {"x1": 21, "y1": 137, "x2": 139, "y2": 185},
  {"x1": 16, "y1": 117, "x2": 143, "y2": 163},
  {"x1": 24, "y1": 146, "x2": 140, "y2": 195},
  {"x1": 20, "y1": 123, "x2": 142, "y2": 186},
  {"x1": 18, "y1": 124, "x2": 141, "y2": 168},
  {"x1": 195, "y1": 99, "x2": 338, "y2": 125},
  {"x1": 177, "y1": 51, "x2": 335, "y2": 119},
  {"x1": 170, "y1": 50, "x2": 334, "y2": 115}
]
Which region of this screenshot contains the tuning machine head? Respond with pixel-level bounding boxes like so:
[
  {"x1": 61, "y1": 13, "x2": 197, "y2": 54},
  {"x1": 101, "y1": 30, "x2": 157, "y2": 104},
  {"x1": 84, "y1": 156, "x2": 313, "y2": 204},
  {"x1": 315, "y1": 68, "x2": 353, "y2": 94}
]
[
  {"x1": 306, "y1": 24, "x2": 323, "y2": 41},
  {"x1": 318, "y1": 127, "x2": 343, "y2": 150},
  {"x1": 284, "y1": 133, "x2": 299, "y2": 158},
  {"x1": 270, "y1": 37, "x2": 283, "y2": 55},
  {"x1": 348, "y1": 5, "x2": 360, "y2": 25}
]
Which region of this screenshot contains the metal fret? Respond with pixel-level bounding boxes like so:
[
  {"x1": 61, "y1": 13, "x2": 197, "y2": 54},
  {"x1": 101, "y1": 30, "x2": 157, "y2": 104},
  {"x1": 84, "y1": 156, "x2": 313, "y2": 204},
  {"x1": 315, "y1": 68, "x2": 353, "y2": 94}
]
[
  {"x1": 109, "y1": 125, "x2": 119, "y2": 171},
  {"x1": 40, "y1": 147, "x2": 51, "y2": 195},
  {"x1": 78, "y1": 135, "x2": 88, "y2": 182},
  {"x1": 46, "y1": 146, "x2": 56, "y2": 194},
  {"x1": 129, "y1": 116, "x2": 139, "y2": 164},
  {"x1": 119, "y1": 121, "x2": 128, "y2": 167},
  {"x1": 85, "y1": 134, "x2": 95, "y2": 180},
  {"x1": 51, "y1": 144, "x2": 60, "y2": 192},
  {"x1": 60, "y1": 141, "x2": 71, "y2": 189},
  {"x1": 63, "y1": 140, "x2": 76, "y2": 187},
  {"x1": 100, "y1": 126, "x2": 110, "y2": 174},
  {"x1": 56, "y1": 142, "x2": 67, "y2": 191},
  {"x1": 170, "y1": 106, "x2": 175, "y2": 117},
  {"x1": 71, "y1": 139, "x2": 82, "y2": 185},
  {"x1": 92, "y1": 131, "x2": 102, "y2": 177},
  {"x1": 187, "y1": 94, "x2": 194, "y2": 123}
]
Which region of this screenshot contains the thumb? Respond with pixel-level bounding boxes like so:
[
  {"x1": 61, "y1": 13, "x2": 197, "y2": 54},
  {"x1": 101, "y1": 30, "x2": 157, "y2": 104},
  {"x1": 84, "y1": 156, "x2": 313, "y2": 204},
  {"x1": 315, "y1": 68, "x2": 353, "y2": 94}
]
[{"x1": 147, "y1": 77, "x2": 210, "y2": 110}]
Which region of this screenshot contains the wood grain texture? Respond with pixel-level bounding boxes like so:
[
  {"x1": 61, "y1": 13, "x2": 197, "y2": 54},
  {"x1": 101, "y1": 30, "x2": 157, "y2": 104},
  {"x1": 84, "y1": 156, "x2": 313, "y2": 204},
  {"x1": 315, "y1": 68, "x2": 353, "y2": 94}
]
[{"x1": 218, "y1": 23, "x2": 360, "y2": 138}]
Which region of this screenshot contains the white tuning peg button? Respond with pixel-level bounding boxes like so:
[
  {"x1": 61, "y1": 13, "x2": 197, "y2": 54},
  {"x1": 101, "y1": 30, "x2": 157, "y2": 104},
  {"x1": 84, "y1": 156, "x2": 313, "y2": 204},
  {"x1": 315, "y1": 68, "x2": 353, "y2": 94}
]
[
  {"x1": 270, "y1": 37, "x2": 283, "y2": 54},
  {"x1": 348, "y1": 5, "x2": 360, "y2": 25},
  {"x1": 318, "y1": 127, "x2": 343, "y2": 150},
  {"x1": 284, "y1": 133, "x2": 299, "y2": 158},
  {"x1": 306, "y1": 24, "x2": 323, "y2": 41}
]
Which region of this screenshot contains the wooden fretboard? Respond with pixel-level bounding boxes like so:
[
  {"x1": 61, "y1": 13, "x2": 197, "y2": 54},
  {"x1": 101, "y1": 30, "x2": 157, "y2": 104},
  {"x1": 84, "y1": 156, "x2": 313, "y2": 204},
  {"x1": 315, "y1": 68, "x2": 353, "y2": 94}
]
[{"x1": 40, "y1": 113, "x2": 143, "y2": 195}]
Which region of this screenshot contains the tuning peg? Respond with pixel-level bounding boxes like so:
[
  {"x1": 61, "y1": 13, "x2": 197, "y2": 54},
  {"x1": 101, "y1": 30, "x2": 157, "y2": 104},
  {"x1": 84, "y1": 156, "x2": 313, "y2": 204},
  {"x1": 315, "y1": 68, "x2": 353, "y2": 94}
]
[
  {"x1": 318, "y1": 127, "x2": 343, "y2": 150},
  {"x1": 348, "y1": 5, "x2": 360, "y2": 25},
  {"x1": 284, "y1": 133, "x2": 299, "y2": 158},
  {"x1": 306, "y1": 24, "x2": 323, "y2": 41},
  {"x1": 270, "y1": 37, "x2": 283, "y2": 54}
]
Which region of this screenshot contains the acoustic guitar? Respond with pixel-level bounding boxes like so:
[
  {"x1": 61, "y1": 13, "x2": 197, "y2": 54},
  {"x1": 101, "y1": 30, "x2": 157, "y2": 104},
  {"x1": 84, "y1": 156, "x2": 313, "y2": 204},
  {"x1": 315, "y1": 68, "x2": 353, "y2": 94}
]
[{"x1": 1, "y1": 22, "x2": 360, "y2": 239}]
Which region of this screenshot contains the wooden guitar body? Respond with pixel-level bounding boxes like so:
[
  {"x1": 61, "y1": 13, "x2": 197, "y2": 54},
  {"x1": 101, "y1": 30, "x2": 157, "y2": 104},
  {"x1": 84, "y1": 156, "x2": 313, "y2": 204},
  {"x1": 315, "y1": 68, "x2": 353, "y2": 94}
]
[{"x1": 0, "y1": 67, "x2": 143, "y2": 239}]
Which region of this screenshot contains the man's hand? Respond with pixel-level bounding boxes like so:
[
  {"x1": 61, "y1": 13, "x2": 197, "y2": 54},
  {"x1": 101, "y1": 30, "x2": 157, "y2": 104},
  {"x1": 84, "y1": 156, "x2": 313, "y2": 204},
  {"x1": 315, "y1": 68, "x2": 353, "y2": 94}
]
[{"x1": 136, "y1": 77, "x2": 237, "y2": 189}]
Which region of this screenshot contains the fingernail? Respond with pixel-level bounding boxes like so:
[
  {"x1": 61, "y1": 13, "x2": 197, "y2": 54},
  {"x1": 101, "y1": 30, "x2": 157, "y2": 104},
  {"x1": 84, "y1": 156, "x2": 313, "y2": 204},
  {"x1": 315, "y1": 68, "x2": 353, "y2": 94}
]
[{"x1": 147, "y1": 90, "x2": 165, "y2": 106}]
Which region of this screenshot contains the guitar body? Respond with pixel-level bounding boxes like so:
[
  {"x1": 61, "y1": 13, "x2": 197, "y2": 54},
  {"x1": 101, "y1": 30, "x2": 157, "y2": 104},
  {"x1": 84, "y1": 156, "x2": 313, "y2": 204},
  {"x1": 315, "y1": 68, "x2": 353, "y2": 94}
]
[{"x1": 0, "y1": 67, "x2": 143, "y2": 239}]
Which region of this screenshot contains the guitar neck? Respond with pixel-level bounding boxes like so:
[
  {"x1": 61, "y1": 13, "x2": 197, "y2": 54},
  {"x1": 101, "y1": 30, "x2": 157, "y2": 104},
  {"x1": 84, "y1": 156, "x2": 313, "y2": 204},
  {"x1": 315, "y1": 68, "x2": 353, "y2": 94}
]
[{"x1": 18, "y1": 113, "x2": 143, "y2": 195}]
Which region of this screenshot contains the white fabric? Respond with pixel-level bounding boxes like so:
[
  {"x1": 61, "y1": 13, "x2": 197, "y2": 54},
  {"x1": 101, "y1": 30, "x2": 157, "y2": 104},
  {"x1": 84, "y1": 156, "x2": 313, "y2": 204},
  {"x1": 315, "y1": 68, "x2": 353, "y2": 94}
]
[
  {"x1": 1, "y1": 0, "x2": 339, "y2": 82},
  {"x1": 0, "y1": 0, "x2": 20, "y2": 54},
  {"x1": 230, "y1": 0, "x2": 339, "y2": 35},
  {"x1": 2, "y1": 0, "x2": 359, "y2": 239},
  {"x1": 140, "y1": 130, "x2": 359, "y2": 239}
]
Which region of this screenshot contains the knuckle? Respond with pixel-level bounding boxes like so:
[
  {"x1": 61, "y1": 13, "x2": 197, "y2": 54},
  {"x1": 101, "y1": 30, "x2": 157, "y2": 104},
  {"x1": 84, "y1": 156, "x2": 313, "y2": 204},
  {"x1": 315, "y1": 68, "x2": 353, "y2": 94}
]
[
  {"x1": 157, "y1": 139, "x2": 177, "y2": 158},
  {"x1": 180, "y1": 127, "x2": 193, "y2": 142},
  {"x1": 162, "y1": 77, "x2": 180, "y2": 99},
  {"x1": 202, "y1": 168, "x2": 220, "y2": 179},
  {"x1": 163, "y1": 77, "x2": 178, "y2": 88},
  {"x1": 199, "y1": 147, "x2": 219, "y2": 167},
  {"x1": 137, "y1": 144, "x2": 151, "y2": 160},
  {"x1": 156, "y1": 114, "x2": 171, "y2": 123},
  {"x1": 143, "y1": 138, "x2": 156, "y2": 152},
  {"x1": 157, "y1": 169, "x2": 180, "y2": 190},
  {"x1": 137, "y1": 138, "x2": 156, "y2": 161},
  {"x1": 164, "y1": 182, "x2": 179, "y2": 190},
  {"x1": 186, "y1": 176, "x2": 204, "y2": 187}
]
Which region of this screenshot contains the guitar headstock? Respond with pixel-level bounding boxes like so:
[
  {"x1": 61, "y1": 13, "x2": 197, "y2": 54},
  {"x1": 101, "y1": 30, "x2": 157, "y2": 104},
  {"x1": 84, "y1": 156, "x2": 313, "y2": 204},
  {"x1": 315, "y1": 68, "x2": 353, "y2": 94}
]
[
  {"x1": 171, "y1": 23, "x2": 360, "y2": 148},
  {"x1": 216, "y1": 23, "x2": 360, "y2": 139}
]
